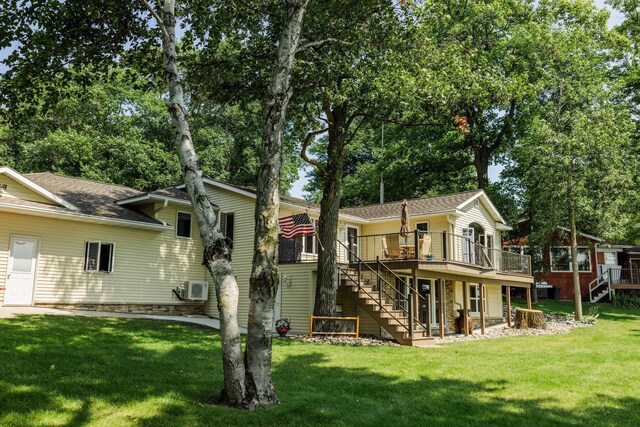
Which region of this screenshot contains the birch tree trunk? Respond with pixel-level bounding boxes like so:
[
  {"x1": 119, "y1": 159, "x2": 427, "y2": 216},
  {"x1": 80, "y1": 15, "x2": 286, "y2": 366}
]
[
  {"x1": 156, "y1": 0, "x2": 246, "y2": 407},
  {"x1": 246, "y1": 0, "x2": 309, "y2": 405}
]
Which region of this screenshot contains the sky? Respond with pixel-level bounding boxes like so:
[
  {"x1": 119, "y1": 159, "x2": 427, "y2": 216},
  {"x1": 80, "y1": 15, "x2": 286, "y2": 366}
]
[{"x1": 0, "y1": 1, "x2": 627, "y2": 198}]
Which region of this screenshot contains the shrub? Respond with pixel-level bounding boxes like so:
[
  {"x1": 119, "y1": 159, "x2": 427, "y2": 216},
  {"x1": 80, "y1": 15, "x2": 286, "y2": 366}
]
[{"x1": 612, "y1": 293, "x2": 640, "y2": 308}]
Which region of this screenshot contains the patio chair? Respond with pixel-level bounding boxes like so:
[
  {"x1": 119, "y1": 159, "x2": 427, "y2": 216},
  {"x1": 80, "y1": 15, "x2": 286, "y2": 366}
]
[
  {"x1": 420, "y1": 233, "x2": 432, "y2": 260},
  {"x1": 382, "y1": 234, "x2": 402, "y2": 259}
]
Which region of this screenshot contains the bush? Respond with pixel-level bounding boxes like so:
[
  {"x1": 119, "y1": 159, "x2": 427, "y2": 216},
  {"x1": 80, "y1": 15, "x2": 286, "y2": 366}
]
[{"x1": 612, "y1": 293, "x2": 640, "y2": 308}]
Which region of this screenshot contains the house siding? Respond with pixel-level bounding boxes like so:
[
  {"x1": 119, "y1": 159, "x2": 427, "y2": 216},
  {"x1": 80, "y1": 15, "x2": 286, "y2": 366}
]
[
  {"x1": 454, "y1": 282, "x2": 503, "y2": 321},
  {"x1": 0, "y1": 175, "x2": 53, "y2": 205},
  {"x1": 0, "y1": 205, "x2": 206, "y2": 306},
  {"x1": 202, "y1": 185, "x2": 320, "y2": 335}
]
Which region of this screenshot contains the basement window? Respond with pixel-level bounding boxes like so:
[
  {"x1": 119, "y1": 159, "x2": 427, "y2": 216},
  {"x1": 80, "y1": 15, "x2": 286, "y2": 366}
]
[{"x1": 85, "y1": 242, "x2": 115, "y2": 273}]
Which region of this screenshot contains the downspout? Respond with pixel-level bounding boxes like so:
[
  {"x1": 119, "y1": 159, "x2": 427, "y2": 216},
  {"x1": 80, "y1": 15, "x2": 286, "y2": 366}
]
[{"x1": 154, "y1": 199, "x2": 169, "y2": 226}]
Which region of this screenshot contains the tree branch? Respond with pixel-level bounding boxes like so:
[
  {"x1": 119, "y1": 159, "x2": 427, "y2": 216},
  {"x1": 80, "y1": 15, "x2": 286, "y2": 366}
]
[
  {"x1": 489, "y1": 99, "x2": 517, "y2": 152},
  {"x1": 140, "y1": 0, "x2": 170, "y2": 42},
  {"x1": 296, "y1": 38, "x2": 351, "y2": 53},
  {"x1": 300, "y1": 128, "x2": 328, "y2": 173}
]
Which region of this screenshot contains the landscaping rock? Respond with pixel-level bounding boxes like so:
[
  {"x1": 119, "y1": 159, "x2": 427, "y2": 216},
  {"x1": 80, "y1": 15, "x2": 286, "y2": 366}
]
[
  {"x1": 287, "y1": 335, "x2": 400, "y2": 347},
  {"x1": 435, "y1": 319, "x2": 594, "y2": 343}
]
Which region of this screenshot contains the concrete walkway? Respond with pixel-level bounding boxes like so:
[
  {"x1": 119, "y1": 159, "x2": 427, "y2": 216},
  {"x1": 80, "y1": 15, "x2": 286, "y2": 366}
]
[{"x1": 0, "y1": 306, "x2": 247, "y2": 333}]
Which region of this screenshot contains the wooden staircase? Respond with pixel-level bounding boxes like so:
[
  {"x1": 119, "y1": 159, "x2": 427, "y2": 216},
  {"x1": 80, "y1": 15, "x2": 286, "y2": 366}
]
[{"x1": 339, "y1": 267, "x2": 434, "y2": 347}]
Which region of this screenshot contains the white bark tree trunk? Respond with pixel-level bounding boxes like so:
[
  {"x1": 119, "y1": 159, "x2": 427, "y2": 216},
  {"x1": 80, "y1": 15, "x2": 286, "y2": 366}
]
[
  {"x1": 246, "y1": 0, "x2": 309, "y2": 405},
  {"x1": 157, "y1": 0, "x2": 246, "y2": 407}
]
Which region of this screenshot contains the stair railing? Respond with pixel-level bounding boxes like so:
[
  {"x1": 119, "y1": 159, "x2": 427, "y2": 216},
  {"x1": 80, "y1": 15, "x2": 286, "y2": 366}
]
[
  {"x1": 337, "y1": 240, "x2": 431, "y2": 338},
  {"x1": 588, "y1": 270, "x2": 610, "y2": 303}
]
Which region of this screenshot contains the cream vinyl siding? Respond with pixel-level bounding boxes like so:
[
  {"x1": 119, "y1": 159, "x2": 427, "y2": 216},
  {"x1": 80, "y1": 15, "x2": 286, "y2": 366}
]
[
  {"x1": 454, "y1": 200, "x2": 498, "y2": 264},
  {"x1": 0, "y1": 175, "x2": 54, "y2": 205},
  {"x1": 279, "y1": 263, "x2": 315, "y2": 334},
  {"x1": 0, "y1": 205, "x2": 206, "y2": 305},
  {"x1": 202, "y1": 185, "x2": 320, "y2": 333},
  {"x1": 454, "y1": 282, "x2": 502, "y2": 319}
]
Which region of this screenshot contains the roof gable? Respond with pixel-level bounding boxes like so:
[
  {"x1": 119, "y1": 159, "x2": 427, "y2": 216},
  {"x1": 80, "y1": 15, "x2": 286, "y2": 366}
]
[
  {"x1": 339, "y1": 190, "x2": 485, "y2": 221},
  {"x1": 456, "y1": 191, "x2": 506, "y2": 225},
  {"x1": 0, "y1": 166, "x2": 79, "y2": 210},
  {"x1": 22, "y1": 172, "x2": 163, "y2": 226}
]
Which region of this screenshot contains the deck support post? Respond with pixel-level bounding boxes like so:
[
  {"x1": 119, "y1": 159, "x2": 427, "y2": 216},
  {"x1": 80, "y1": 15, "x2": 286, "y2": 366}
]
[
  {"x1": 438, "y1": 279, "x2": 445, "y2": 339},
  {"x1": 426, "y1": 294, "x2": 432, "y2": 337},
  {"x1": 462, "y1": 281, "x2": 469, "y2": 336},
  {"x1": 411, "y1": 268, "x2": 418, "y2": 337},
  {"x1": 526, "y1": 286, "x2": 532, "y2": 309},
  {"x1": 479, "y1": 283, "x2": 485, "y2": 335},
  {"x1": 506, "y1": 286, "x2": 512, "y2": 327}
]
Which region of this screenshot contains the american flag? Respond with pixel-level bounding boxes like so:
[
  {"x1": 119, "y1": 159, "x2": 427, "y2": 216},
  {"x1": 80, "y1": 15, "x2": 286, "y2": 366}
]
[{"x1": 279, "y1": 213, "x2": 315, "y2": 239}]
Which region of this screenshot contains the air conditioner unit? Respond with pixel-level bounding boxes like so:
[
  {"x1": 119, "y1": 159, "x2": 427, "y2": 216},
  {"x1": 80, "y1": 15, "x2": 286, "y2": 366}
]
[{"x1": 185, "y1": 280, "x2": 209, "y2": 301}]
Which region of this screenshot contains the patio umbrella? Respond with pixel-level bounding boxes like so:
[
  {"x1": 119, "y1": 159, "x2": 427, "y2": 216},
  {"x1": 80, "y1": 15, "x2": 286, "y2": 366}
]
[{"x1": 400, "y1": 199, "x2": 410, "y2": 240}]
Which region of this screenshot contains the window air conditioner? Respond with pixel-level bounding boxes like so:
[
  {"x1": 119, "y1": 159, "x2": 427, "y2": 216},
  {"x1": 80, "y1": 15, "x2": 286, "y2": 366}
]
[{"x1": 185, "y1": 280, "x2": 209, "y2": 301}]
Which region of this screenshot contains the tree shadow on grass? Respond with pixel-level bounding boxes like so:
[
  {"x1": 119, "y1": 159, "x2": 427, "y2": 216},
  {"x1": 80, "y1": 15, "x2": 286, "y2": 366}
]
[
  {"x1": 138, "y1": 351, "x2": 640, "y2": 426},
  {"x1": 1, "y1": 315, "x2": 639, "y2": 426}
]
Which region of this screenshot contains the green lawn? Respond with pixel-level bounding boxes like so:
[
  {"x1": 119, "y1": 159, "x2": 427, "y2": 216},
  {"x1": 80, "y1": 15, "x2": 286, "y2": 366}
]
[{"x1": 1, "y1": 301, "x2": 639, "y2": 426}]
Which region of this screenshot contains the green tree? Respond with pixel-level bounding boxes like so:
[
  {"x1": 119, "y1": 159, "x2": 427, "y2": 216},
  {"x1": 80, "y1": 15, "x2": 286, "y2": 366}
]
[{"x1": 506, "y1": 0, "x2": 634, "y2": 319}]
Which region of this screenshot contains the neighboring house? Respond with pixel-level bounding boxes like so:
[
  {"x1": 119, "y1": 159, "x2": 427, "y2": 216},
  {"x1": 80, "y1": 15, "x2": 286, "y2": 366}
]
[
  {"x1": 0, "y1": 166, "x2": 534, "y2": 345},
  {"x1": 503, "y1": 228, "x2": 600, "y2": 301},
  {"x1": 504, "y1": 223, "x2": 640, "y2": 302}
]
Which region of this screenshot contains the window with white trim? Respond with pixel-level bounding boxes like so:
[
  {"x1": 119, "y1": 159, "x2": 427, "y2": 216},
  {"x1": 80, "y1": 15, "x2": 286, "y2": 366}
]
[
  {"x1": 220, "y1": 212, "x2": 235, "y2": 249},
  {"x1": 84, "y1": 242, "x2": 114, "y2": 273},
  {"x1": 550, "y1": 247, "x2": 591, "y2": 272},
  {"x1": 469, "y1": 284, "x2": 484, "y2": 313},
  {"x1": 176, "y1": 212, "x2": 192, "y2": 238},
  {"x1": 303, "y1": 219, "x2": 319, "y2": 255},
  {"x1": 415, "y1": 222, "x2": 429, "y2": 233},
  {"x1": 604, "y1": 251, "x2": 617, "y2": 265}
]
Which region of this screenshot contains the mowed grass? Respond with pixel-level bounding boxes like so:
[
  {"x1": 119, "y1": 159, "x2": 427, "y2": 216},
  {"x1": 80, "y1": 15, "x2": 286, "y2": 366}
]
[{"x1": 1, "y1": 300, "x2": 639, "y2": 426}]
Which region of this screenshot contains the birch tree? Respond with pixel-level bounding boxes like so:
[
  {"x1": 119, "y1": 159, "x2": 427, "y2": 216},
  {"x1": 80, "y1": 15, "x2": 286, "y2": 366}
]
[
  {"x1": 246, "y1": 0, "x2": 308, "y2": 404},
  {"x1": 142, "y1": 0, "x2": 308, "y2": 407},
  {"x1": 2, "y1": 0, "x2": 308, "y2": 408}
]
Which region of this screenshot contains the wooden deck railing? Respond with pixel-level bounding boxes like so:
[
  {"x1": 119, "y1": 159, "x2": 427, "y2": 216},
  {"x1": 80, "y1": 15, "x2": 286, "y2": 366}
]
[{"x1": 349, "y1": 230, "x2": 531, "y2": 275}]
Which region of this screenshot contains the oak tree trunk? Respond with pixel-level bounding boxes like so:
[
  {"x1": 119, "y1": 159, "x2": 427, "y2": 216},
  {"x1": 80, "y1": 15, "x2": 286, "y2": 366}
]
[
  {"x1": 568, "y1": 180, "x2": 583, "y2": 320},
  {"x1": 159, "y1": 0, "x2": 246, "y2": 407},
  {"x1": 314, "y1": 103, "x2": 348, "y2": 317},
  {"x1": 472, "y1": 144, "x2": 490, "y2": 190},
  {"x1": 246, "y1": 0, "x2": 308, "y2": 406}
]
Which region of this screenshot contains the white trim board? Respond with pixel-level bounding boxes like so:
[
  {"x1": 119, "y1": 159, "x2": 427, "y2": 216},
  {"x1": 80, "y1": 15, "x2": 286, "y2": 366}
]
[{"x1": 0, "y1": 166, "x2": 79, "y2": 211}]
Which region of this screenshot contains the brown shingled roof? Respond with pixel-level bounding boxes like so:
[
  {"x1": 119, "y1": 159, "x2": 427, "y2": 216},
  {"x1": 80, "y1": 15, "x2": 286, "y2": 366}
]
[
  {"x1": 23, "y1": 173, "x2": 162, "y2": 225},
  {"x1": 339, "y1": 190, "x2": 483, "y2": 220}
]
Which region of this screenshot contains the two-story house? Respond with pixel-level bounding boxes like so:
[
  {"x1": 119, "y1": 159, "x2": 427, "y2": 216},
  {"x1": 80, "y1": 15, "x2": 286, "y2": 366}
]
[{"x1": 0, "y1": 166, "x2": 534, "y2": 345}]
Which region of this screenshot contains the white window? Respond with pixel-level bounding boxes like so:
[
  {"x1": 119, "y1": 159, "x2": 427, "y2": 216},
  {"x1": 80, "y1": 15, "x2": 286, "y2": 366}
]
[
  {"x1": 550, "y1": 247, "x2": 591, "y2": 272},
  {"x1": 84, "y1": 242, "x2": 114, "y2": 273},
  {"x1": 176, "y1": 212, "x2": 192, "y2": 238},
  {"x1": 303, "y1": 219, "x2": 319, "y2": 255},
  {"x1": 470, "y1": 285, "x2": 479, "y2": 313},
  {"x1": 604, "y1": 251, "x2": 617, "y2": 265},
  {"x1": 416, "y1": 222, "x2": 429, "y2": 233},
  {"x1": 220, "y1": 212, "x2": 235, "y2": 249}
]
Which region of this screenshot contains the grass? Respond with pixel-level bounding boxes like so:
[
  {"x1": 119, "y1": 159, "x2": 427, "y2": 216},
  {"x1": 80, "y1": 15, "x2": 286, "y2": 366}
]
[{"x1": 1, "y1": 300, "x2": 639, "y2": 426}]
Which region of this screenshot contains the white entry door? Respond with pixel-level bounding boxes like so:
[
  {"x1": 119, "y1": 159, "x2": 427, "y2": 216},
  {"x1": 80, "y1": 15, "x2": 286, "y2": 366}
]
[{"x1": 4, "y1": 236, "x2": 39, "y2": 306}]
